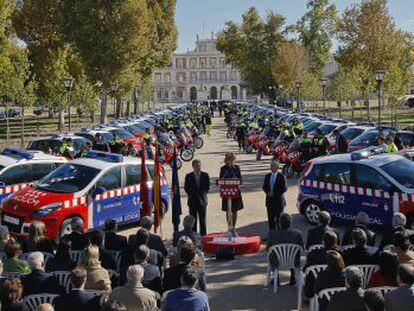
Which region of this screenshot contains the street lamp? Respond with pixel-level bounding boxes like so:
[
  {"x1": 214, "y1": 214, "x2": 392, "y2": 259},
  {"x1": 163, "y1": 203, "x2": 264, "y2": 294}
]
[
  {"x1": 295, "y1": 82, "x2": 302, "y2": 111},
  {"x1": 319, "y1": 78, "x2": 328, "y2": 115},
  {"x1": 111, "y1": 82, "x2": 119, "y2": 117},
  {"x1": 63, "y1": 77, "x2": 75, "y2": 131},
  {"x1": 376, "y1": 70, "x2": 385, "y2": 127}
]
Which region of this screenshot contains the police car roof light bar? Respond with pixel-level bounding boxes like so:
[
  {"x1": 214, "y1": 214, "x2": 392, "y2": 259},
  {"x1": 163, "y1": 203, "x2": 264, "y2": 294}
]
[
  {"x1": 85, "y1": 151, "x2": 124, "y2": 163},
  {"x1": 2, "y1": 147, "x2": 35, "y2": 159}
]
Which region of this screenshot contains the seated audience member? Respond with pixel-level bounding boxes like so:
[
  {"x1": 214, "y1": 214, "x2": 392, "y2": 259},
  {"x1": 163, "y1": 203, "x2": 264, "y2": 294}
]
[
  {"x1": 342, "y1": 212, "x2": 376, "y2": 246},
  {"x1": 364, "y1": 289, "x2": 385, "y2": 311},
  {"x1": 267, "y1": 213, "x2": 303, "y2": 286},
  {"x1": 54, "y1": 267, "x2": 101, "y2": 311},
  {"x1": 170, "y1": 236, "x2": 203, "y2": 269},
  {"x1": 110, "y1": 265, "x2": 159, "y2": 311},
  {"x1": 2, "y1": 241, "x2": 31, "y2": 274},
  {"x1": 46, "y1": 239, "x2": 77, "y2": 272},
  {"x1": 0, "y1": 278, "x2": 29, "y2": 311},
  {"x1": 343, "y1": 228, "x2": 378, "y2": 266},
  {"x1": 163, "y1": 245, "x2": 206, "y2": 292},
  {"x1": 78, "y1": 245, "x2": 111, "y2": 292},
  {"x1": 89, "y1": 230, "x2": 116, "y2": 270},
  {"x1": 22, "y1": 252, "x2": 64, "y2": 296},
  {"x1": 327, "y1": 266, "x2": 366, "y2": 311},
  {"x1": 0, "y1": 225, "x2": 12, "y2": 252},
  {"x1": 22, "y1": 221, "x2": 55, "y2": 254},
  {"x1": 101, "y1": 300, "x2": 127, "y2": 311},
  {"x1": 305, "y1": 231, "x2": 340, "y2": 269},
  {"x1": 368, "y1": 251, "x2": 398, "y2": 288},
  {"x1": 139, "y1": 216, "x2": 168, "y2": 257},
  {"x1": 172, "y1": 215, "x2": 201, "y2": 248},
  {"x1": 306, "y1": 211, "x2": 340, "y2": 249},
  {"x1": 393, "y1": 232, "x2": 414, "y2": 265},
  {"x1": 380, "y1": 213, "x2": 414, "y2": 248},
  {"x1": 104, "y1": 219, "x2": 128, "y2": 251},
  {"x1": 135, "y1": 245, "x2": 162, "y2": 294},
  {"x1": 311, "y1": 251, "x2": 346, "y2": 311},
  {"x1": 162, "y1": 266, "x2": 210, "y2": 311},
  {"x1": 65, "y1": 218, "x2": 89, "y2": 251},
  {"x1": 36, "y1": 304, "x2": 54, "y2": 311},
  {"x1": 122, "y1": 228, "x2": 158, "y2": 269},
  {"x1": 385, "y1": 264, "x2": 414, "y2": 311}
]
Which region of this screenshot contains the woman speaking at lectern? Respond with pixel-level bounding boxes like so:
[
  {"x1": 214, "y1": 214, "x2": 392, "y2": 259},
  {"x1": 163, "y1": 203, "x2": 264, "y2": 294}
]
[{"x1": 219, "y1": 152, "x2": 244, "y2": 230}]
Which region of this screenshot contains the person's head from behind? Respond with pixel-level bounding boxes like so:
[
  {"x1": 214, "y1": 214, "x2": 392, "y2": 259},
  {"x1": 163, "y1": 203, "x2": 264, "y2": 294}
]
[
  {"x1": 135, "y1": 228, "x2": 150, "y2": 246},
  {"x1": 397, "y1": 264, "x2": 414, "y2": 286},
  {"x1": 71, "y1": 217, "x2": 84, "y2": 234},
  {"x1": 377, "y1": 135, "x2": 385, "y2": 144},
  {"x1": 139, "y1": 216, "x2": 153, "y2": 231},
  {"x1": 378, "y1": 251, "x2": 398, "y2": 285},
  {"x1": 36, "y1": 303, "x2": 54, "y2": 311},
  {"x1": 104, "y1": 219, "x2": 118, "y2": 233},
  {"x1": 28, "y1": 221, "x2": 46, "y2": 246},
  {"x1": 183, "y1": 215, "x2": 195, "y2": 231},
  {"x1": 180, "y1": 266, "x2": 199, "y2": 289},
  {"x1": 180, "y1": 245, "x2": 196, "y2": 264},
  {"x1": 352, "y1": 228, "x2": 367, "y2": 247},
  {"x1": 224, "y1": 152, "x2": 236, "y2": 166},
  {"x1": 71, "y1": 267, "x2": 87, "y2": 289},
  {"x1": 344, "y1": 266, "x2": 363, "y2": 290},
  {"x1": 192, "y1": 159, "x2": 201, "y2": 173},
  {"x1": 392, "y1": 213, "x2": 406, "y2": 228},
  {"x1": 318, "y1": 211, "x2": 331, "y2": 226},
  {"x1": 323, "y1": 231, "x2": 338, "y2": 250},
  {"x1": 364, "y1": 289, "x2": 385, "y2": 311},
  {"x1": 279, "y1": 213, "x2": 292, "y2": 230},
  {"x1": 393, "y1": 232, "x2": 410, "y2": 252},
  {"x1": 134, "y1": 245, "x2": 150, "y2": 263},
  {"x1": 83, "y1": 244, "x2": 101, "y2": 268},
  {"x1": 355, "y1": 211, "x2": 370, "y2": 227},
  {"x1": 27, "y1": 252, "x2": 45, "y2": 271},
  {"x1": 326, "y1": 250, "x2": 345, "y2": 273},
  {"x1": 89, "y1": 230, "x2": 104, "y2": 248},
  {"x1": 1, "y1": 278, "x2": 23, "y2": 304},
  {"x1": 4, "y1": 241, "x2": 22, "y2": 259},
  {"x1": 126, "y1": 264, "x2": 144, "y2": 285}
]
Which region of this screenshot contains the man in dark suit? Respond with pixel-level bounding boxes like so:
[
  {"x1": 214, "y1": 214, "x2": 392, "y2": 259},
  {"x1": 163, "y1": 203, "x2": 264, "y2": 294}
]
[
  {"x1": 104, "y1": 219, "x2": 128, "y2": 251},
  {"x1": 262, "y1": 160, "x2": 287, "y2": 230},
  {"x1": 306, "y1": 211, "x2": 340, "y2": 249},
  {"x1": 54, "y1": 267, "x2": 100, "y2": 311},
  {"x1": 65, "y1": 218, "x2": 89, "y2": 251},
  {"x1": 342, "y1": 211, "x2": 376, "y2": 246},
  {"x1": 385, "y1": 264, "x2": 414, "y2": 311},
  {"x1": 173, "y1": 215, "x2": 201, "y2": 248},
  {"x1": 380, "y1": 213, "x2": 414, "y2": 248},
  {"x1": 343, "y1": 228, "x2": 379, "y2": 266},
  {"x1": 140, "y1": 216, "x2": 168, "y2": 257},
  {"x1": 22, "y1": 252, "x2": 65, "y2": 296},
  {"x1": 304, "y1": 231, "x2": 341, "y2": 269},
  {"x1": 332, "y1": 129, "x2": 348, "y2": 154},
  {"x1": 184, "y1": 159, "x2": 210, "y2": 236},
  {"x1": 88, "y1": 230, "x2": 116, "y2": 270}
]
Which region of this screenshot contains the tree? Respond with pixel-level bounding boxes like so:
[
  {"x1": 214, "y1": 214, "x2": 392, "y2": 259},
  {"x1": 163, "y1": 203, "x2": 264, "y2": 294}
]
[
  {"x1": 295, "y1": 0, "x2": 337, "y2": 75},
  {"x1": 301, "y1": 72, "x2": 321, "y2": 110},
  {"x1": 217, "y1": 7, "x2": 286, "y2": 100}
]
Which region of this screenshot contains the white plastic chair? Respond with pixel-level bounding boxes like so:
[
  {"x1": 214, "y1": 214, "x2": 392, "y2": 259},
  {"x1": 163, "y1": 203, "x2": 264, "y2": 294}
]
[
  {"x1": 107, "y1": 250, "x2": 122, "y2": 271},
  {"x1": 52, "y1": 271, "x2": 71, "y2": 293},
  {"x1": 303, "y1": 265, "x2": 327, "y2": 311},
  {"x1": 267, "y1": 244, "x2": 303, "y2": 310},
  {"x1": 317, "y1": 287, "x2": 346, "y2": 306},
  {"x1": 69, "y1": 250, "x2": 84, "y2": 264},
  {"x1": 308, "y1": 244, "x2": 324, "y2": 253},
  {"x1": 21, "y1": 252, "x2": 55, "y2": 264},
  {"x1": 2, "y1": 272, "x2": 25, "y2": 279},
  {"x1": 349, "y1": 264, "x2": 379, "y2": 289},
  {"x1": 370, "y1": 286, "x2": 397, "y2": 297},
  {"x1": 23, "y1": 294, "x2": 59, "y2": 311}
]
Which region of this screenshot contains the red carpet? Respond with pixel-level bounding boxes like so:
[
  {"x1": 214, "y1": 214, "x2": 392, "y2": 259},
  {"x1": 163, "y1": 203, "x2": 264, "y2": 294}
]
[{"x1": 202, "y1": 232, "x2": 261, "y2": 255}]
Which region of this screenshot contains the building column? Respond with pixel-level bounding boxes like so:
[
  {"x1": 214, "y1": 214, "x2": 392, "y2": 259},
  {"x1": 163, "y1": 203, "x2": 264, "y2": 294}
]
[{"x1": 242, "y1": 88, "x2": 247, "y2": 101}]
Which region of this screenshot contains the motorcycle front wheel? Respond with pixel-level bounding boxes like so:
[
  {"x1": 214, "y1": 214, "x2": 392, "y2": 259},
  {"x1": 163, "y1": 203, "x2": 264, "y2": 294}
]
[
  {"x1": 194, "y1": 137, "x2": 204, "y2": 149},
  {"x1": 282, "y1": 163, "x2": 295, "y2": 179},
  {"x1": 180, "y1": 148, "x2": 194, "y2": 162}
]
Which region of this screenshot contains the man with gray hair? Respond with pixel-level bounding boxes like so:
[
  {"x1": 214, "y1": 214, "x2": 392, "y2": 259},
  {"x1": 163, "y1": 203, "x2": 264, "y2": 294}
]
[
  {"x1": 172, "y1": 215, "x2": 201, "y2": 247},
  {"x1": 65, "y1": 217, "x2": 89, "y2": 250},
  {"x1": 22, "y1": 252, "x2": 64, "y2": 296},
  {"x1": 327, "y1": 267, "x2": 366, "y2": 311},
  {"x1": 380, "y1": 212, "x2": 414, "y2": 248},
  {"x1": 110, "y1": 265, "x2": 159, "y2": 311},
  {"x1": 342, "y1": 211, "x2": 376, "y2": 246}
]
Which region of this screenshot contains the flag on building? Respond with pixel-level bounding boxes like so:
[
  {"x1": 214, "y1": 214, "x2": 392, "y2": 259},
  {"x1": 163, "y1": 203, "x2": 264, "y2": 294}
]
[
  {"x1": 171, "y1": 147, "x2": 182, "y2": 231},
  {"x1": 140, "y1": 140, "x2": 150, "y2": 218}
]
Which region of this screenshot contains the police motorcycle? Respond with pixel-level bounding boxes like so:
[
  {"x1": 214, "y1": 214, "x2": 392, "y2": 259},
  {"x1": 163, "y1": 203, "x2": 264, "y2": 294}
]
[{"x1": 156, "y1": 132, "x2": 183, "y2": 169}]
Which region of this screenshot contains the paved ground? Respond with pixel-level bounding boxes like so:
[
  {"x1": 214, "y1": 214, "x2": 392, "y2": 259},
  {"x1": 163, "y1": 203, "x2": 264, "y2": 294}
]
[{"x1": 121, "y1": 116, "x2": 318, "y2": 310}]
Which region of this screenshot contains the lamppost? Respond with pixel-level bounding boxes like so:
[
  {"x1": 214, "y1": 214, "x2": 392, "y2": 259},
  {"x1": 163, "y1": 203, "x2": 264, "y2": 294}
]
[
  {"x1": 295, "y1": 82, "x2": 302, "y2": 111},
  {"x1": 63, "y1": 77, "x2": 75, "y2": 131},
  {"x1": 268, "y1": 86, "x2": 276, "y2": 105},
  {"x1": 319, "y1": 78, "x2": 328, "y2": 115},
  {"x1": 376, "y1": 70, "x2": 385, "y2": 127},
  {"x1": 111, "y1": 81, "x2": 119, "y2": 118}
]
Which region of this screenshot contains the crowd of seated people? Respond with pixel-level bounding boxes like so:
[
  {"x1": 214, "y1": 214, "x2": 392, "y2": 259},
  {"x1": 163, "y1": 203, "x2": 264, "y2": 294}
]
[{"x1": 0, "y1": 214, "x2": 209, "y2": 311}]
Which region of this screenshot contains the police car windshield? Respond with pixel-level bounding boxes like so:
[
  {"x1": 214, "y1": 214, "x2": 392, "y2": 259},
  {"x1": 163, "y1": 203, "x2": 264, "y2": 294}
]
[
  {"x1": 349, "y1": 131, "x2": 378, "y2": 146},
  {"x1": 341, "y1": 128, "x2": 364, "y2": 140},
  {"x1": 380, "y1": 159, "x2": 414, "y2": 189},
  {"x1": 311, "y1": 124, "x2": 336, "y2": 135},
  {"x1": 109, "y1": 129, "x2": 134, "y2": 139},
  {"x1": 35, "y1": 163, "x2": 100, "y2": 193}
]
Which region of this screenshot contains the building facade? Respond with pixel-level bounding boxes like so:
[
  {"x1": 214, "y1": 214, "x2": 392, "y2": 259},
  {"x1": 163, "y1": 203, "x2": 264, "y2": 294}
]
[{"x1": 153, "y1": 36, "x2": 247, "y2": 103}]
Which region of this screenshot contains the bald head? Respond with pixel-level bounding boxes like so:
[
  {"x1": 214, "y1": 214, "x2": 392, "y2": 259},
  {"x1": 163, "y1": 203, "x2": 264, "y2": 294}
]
[{"x1": 37, "y1": 304, "x2": 54, "y2": 311}]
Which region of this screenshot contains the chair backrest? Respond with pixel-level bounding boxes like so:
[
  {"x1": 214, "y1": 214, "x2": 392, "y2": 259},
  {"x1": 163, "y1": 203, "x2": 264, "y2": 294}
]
[
  {"x1": 52, "y1": 271, "x2": 72, "y2": 293},
  {"x1": 308, "y1": 244, "x2": 324, "y2": 253},
  {"x1": 318, "y1": 287, "x2": 346, "y2": 302},
  {"x1": 69, "y1": 250, "x2": 84, "y2": 264},
  {"x1": 304, "y1": 264, "x2": 328, "y2": 280},
  {"x1": 349, "y1": 264, "x2": 379, "y2": 289},
  {"x1": 107, "y1": 250, "x2": 122, "y2": 271},
  {"x1": 21, "y1": 252, "x2": 55, "y2": 264},
  {"x1": 23, "y1": 294, "x2": 59, "y2": 311},
  {"x1": 268, "y1": 244, "x2": 303, "y2": 269},
  {"x1": 370, "y1": 286, "x2": 397, "y2": 297},
  {"x1": 2, "y1": 272, "x2": 25, "y2": 279},
  {"x1": 84, "y1": 290, "x2": 109, "y2": 305}
]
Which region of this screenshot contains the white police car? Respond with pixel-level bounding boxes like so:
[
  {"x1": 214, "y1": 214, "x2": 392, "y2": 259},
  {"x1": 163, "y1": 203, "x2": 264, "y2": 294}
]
[
  {"x1": 0, "y1": 148, "x2": 67, "y2": 204},
  {"x1": 298, "y1": 148, "x2": 414, "y2": 229}
]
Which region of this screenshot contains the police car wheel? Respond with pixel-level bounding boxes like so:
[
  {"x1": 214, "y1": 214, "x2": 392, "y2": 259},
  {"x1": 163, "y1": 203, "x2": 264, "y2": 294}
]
[
  {"x1": 304, "y1": 201, "x2": 322, "y2": 225},
  {"x1": 59, "y1": 217, "x2": 83, "y2": 239},
  {"x1": 195, "y1": 137, "x2": 204, "y2": 149}
]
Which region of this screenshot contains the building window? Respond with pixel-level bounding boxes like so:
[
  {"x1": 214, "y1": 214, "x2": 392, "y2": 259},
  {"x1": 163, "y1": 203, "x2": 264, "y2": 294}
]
[
  {"x1": 210, "y1": 57, "x2": 217, "y2": 67},
  {"x1": 199, "y1": 57, "x2": 207, "y2": 68},
  {"x1": 220, "y1": 57, "x2": 226, "y2": 67},
  {"x1": 200, "y1": 71, "x2": 207, "y2": 81},
  {"x1": 176, "y1": 58, "x2": 186, "y2": 69},
  {"x1": 230, "y1": 70, "x2": 236, "y2": 81},
  {"x1": 176, "y1": 72, "x2": 186, "y2": 82},
  {"x1": 219, "y1": 71, "x2": 227, "y2": 81},
  {"x1": 190, "y1": 72, "x2": 197, "y2": 82},
  {"x1": 155, "y1": 73, "x2": 162, "y2": 83},
  {"x1": 164, "y1": 90, "x2": 169, "y2": 99},
  {"x1": 210, "y1": 71, "x2": 217, "y2": 81},
  {"x1": 165, "y1": 73, "x2": 171, "y2": 83},
  {"x1": 157, "y1": 89, "x2": 162, "y2": 99},
  {"x1": 199, "y1": 45, "x2": 207, "y2": 52},
  {"x1": 190, "y1": 58, "x2": 197, "y2": 68}
]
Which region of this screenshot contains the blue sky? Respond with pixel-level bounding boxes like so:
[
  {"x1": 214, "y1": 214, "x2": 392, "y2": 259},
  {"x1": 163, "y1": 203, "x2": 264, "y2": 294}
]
[{"x1": 175, "y1": 0, "x2": 414, "y2": 53}]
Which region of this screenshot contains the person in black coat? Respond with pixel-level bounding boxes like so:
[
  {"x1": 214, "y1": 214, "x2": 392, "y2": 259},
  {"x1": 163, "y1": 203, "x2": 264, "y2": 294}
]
[
  {"x1": 88, "y1": 230, "x2": 116, "y2": 271},
  {"x1": 332, "y1": 129, "x2": 348, "y2": 154},
  {"x1": 343, "y1": 228, "x2": 379, "y2": 266},
  {"x1": 304, "y1": 231, "x2": 341, "y2": 269},
  {"x1": 54, "y1": 267, "x2": 101, "y2": 311},
  {"x1": 306, "y1": 211, "x2": 341, "y2": 249},
  {"x1": 219, "y1": 152, "x2": 244, "y2": 230},
  {"x1": 342, "y1": 212, "x2": 376, "y2": 247},
  {"x1": 139, "y1": 216, "x2": 168, "y2": 257},
  {"x1": 380, "y1": 213, "x2": 414, "y2": 248},
  {"x1": 46, "y1": 240, "x2": 77, "y2": 272},
  {"x1": 184, "y1": 159, "x2": 211, "y2": 236},
  {"x1": 0, "y1": 279, "x2": 29, "y2": 311},
  {"x1": 104, "y1": 219, "x2": 128, "y2": 252},
  {"x1": 262, "y1": 160, "x2": 287, "y2": 230},
  {"x1": 65, "y1": 218, "x2": 89, "y2": 251}
]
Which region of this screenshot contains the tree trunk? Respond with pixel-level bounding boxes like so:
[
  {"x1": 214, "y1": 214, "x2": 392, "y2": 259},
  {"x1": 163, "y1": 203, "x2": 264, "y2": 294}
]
[
  {"x1": 20, "y1": 105, "x2": 25, "y2": 149},
  {"x1": 100, "y1": 89, "x2": 108, "y2": 124},
  {"x1": 90, "y1": 110, "x2": 95, "y2": 123},
  {"x1": 365, "y1": 97, "x2": 370, "y2": 120},
  {"x1": 115, "y1": 96, "x2": 121, "y2": 119},
  {"x1": 126, "y1": 99, "x2": 131, "y2": 117},
  {"x1": 133, "y1": 89, "x2": 139, "y2": 115},
  {"x1": 5, "y1": 102, "x2": 10, "y2": 145},
  {"x1": 58, "y1": 101, "x2": 65, "y2": 132}
]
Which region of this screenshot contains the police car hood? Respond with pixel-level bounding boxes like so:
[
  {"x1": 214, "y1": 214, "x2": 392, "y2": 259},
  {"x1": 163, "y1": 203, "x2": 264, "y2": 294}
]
[{"x1": 4, "y1": 186, "x2": 75, "y2": 215}]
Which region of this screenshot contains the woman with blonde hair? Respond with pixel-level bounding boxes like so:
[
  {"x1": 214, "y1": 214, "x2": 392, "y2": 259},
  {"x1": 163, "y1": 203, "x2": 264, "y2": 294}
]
[
  {"x1": 22, "y1": 221, "x2": 55, "y2": 254},
  {"x1": 78, "y1": 244, "x2": 111, "y2": 292},
  {"x1": 219, "y1": 152, "x2": 244, "y2": 231}
]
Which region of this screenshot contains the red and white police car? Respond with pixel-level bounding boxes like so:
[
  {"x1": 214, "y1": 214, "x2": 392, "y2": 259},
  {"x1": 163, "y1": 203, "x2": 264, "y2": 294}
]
[
  {"x1": 298, "y1": 148, "x2": 414, "y2": 229},
  {"x1": 1, "y1": 151, "x2": 169, "y2": 239}
]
